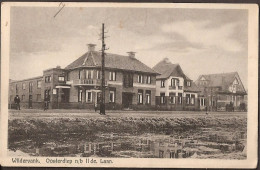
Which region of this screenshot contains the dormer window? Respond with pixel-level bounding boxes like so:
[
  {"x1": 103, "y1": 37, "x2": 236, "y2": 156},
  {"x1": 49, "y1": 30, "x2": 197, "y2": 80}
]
[{"x1": 187, "y1": 81, "x2": 191, "y2": 87}]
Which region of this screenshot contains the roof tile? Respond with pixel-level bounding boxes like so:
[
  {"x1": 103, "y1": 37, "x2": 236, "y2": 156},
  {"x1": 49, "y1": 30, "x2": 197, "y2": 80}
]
[{"x1": 65, "y1": 51, "x2": 158, "y2": 74}]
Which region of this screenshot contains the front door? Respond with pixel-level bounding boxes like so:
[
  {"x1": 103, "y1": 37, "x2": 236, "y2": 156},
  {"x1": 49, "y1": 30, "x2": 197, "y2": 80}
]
[
  {"x1": 29, "y1": 95, "x2": 32, "y2": 108},
  {"x1": 61, "y1": 89, "x2": 70, "y2": 103},
  {"x1": 122, "y1": 93, "x2": 133, "y2": 108}
]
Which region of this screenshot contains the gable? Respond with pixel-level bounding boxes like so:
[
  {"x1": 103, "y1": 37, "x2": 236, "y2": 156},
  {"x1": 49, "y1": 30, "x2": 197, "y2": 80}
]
[
  {"x1": 228, "y1": 74, "x2": 246, "y2": 93},
  {"x1": 232, "y1": 77, "x2": 239, "y2": 85},
  {"x1": 200, "y1": 76, "x2": 206, "y2": 81}
]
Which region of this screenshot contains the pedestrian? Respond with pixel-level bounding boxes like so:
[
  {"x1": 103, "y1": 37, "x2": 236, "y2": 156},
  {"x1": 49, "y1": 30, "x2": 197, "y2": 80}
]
[
  {"x1": 44, "y1": 96, "x2": 50, "y2": 111},
  {"x1": 94, "y1": 102, "x2": 98, "y2": 112},
  {"x1": 14, "y1": 95, "x2": 21, "y2": 110},
  {"x1": 205, "y1": 106, "x2": 208, "y2": 115}
]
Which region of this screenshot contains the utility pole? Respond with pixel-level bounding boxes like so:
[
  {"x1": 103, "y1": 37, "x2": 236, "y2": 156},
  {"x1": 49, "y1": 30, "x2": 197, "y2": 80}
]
[{"x1": 100, "y1": 23, "x2": 106, "y2": 115}]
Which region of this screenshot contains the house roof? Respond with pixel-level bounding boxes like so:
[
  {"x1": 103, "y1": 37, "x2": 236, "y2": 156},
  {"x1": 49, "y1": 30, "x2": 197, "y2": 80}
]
[
  {"x1": 195, "y1": 72, "x2": 246, "y2": 94},
  {"x1": 65, "y1": 51, "x2": 158, "y2": 74},
  {"x1": 9, "y1": 76, "x2": 43, "y2": 84},
  {"x1": 184, "y1": 82, "x2": 201, "y2": 92},
  {"x1": 152, "y1": 58, "x2": 191, "y2": 80},
  {"x1": 153, "y1": 58, "x2": 200, "y2": 93},
  {"x1": 196, "y1": 72, "x2": 237, "y2": 87}
]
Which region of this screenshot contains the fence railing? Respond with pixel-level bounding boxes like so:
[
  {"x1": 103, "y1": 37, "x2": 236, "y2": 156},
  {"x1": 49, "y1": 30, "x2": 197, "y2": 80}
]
[{"x1": 74, "y1": 79, "x2": 108, "y2": 86}]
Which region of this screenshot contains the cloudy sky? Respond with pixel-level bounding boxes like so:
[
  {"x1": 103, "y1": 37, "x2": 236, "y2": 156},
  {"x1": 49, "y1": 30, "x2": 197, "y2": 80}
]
[{"x1": 10, "y1": 6, "x2": 248, "y2": 88}]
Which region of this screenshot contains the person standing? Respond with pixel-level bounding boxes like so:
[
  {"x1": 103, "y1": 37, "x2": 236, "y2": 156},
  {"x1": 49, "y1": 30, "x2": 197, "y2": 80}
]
[
  {"x1": 44, "y1": 96, "x2": 50, "y2": 111},
  {"x1": 14, "y1": 95, "x2": 21, "y2": 110},
  {"x1": 94, "y1": 102, "x2": 98, "y2": 112}
]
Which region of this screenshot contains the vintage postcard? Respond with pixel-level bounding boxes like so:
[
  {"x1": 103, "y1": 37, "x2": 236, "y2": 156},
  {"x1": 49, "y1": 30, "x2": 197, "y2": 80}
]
[{"x1": 0, "y1": 2, "x2": 258, "y2": 168}]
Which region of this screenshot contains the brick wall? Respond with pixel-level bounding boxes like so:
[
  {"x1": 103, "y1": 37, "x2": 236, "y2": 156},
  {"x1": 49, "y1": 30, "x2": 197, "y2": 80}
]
[{"x1": 9, "y1": 76, "x2": 43, "y2": 109}]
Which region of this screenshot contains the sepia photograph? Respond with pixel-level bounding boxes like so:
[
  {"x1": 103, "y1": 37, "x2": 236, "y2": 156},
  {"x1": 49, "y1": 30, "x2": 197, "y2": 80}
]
[{"x1": 0, "y1": 2, "x2": 258, "y2": 168}]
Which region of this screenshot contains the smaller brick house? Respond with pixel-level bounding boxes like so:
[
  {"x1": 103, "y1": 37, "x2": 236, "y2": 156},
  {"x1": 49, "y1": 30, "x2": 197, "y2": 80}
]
[
  {"x1": 195, "y1": 72, "x2": 247, "y2": 111},
  {"x1": 9, "y1": 76, "x2": 43, "y2": 109},
  {"x1": 153, "y1": 58, "x2": 200, "y2": 111}
]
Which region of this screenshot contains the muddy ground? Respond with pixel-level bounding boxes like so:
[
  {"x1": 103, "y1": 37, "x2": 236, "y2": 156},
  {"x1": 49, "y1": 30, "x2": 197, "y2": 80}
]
[{"x1": 8, "y1": 110, "x2": 247, "y2": 159}]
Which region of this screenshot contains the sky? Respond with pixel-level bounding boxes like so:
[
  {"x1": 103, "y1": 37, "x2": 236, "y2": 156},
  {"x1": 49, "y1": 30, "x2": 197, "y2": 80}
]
[{"x1": 10, "y1": 6, "x2": 248, "y2": 88}]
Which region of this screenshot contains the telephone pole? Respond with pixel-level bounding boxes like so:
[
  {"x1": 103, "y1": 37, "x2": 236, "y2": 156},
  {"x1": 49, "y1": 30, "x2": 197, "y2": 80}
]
[{"x1": 100, "y1": 23, "x2": 106, "y2": 115}]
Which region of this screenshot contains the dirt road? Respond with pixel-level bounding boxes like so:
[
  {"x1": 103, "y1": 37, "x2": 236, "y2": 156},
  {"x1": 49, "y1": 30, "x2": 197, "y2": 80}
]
[{"x1": 8, "y1": 109, "x2": 246, "y2": 120}]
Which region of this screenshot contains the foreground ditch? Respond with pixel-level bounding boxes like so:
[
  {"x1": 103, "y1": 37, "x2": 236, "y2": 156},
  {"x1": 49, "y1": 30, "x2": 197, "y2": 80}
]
[{"x1": 8, "y1": 115, "x2": 247, "y2": 159}]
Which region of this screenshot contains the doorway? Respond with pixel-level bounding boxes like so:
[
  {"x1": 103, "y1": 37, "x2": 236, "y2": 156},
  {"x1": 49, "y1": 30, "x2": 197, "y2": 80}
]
[
  {"x1": 61, "y1": 89, "x2": 70, "y2": 103},
  {"x1": 122, "y1": 92, "x2": 133, "y2": 109},
  {"x1": 29, "y1": 95, "x2": 32, "y2": 108}
]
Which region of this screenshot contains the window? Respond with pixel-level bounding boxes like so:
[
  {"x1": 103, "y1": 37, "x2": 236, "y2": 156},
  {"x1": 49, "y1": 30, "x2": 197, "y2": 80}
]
[
  {"x1": 29, "y1": 82, "x2": 33, "y2": 92},
  {"x1": 200, "y1": 98, "x2": 205, "y2": 106},
  {"x1": 186, "y1": 94, "x2": 190, "y2": 104},
  {"x1": 147, "y1": 76, "x2": 151, "y2": 84},
  {"x1": 58, "y1": 76, "x2": 65, "y2": 82},
  {"x1": 109, "y1": 71, "x2": 116, "y2": 81},
  {"x1": 178, "y1": 93, "x2": 182, "y2": 104},
  {"x1": 86, "y1": 70, "x2": 93, "y2": 79},
  {"x1": 176, "y1": 79, "x2": 179, "y2": 86},
  {"x1": 109, "y1": 90, "x2": 115, "y2": 103},
  {"x1": 86, "y1": 90, "x2": 92, "y2": 102},
  {"x1": 171, "y1": 78, "x2": 174, "y2": 87},
  {"x1": 123, "y1": 73, "x2": 133, "y2": 88},
  {"x1": 171, "y1": 78, "x2": 178, "y2": 87},
  {"x1": 187, "y1": 81, "x2": 191, "y2": 87},
  {"x1": 37, "y1": 94, "x2": 41, "y2": 101},
  {"x1": 78, "y1": 70, "x2": 81, "y2": 79},
  {"x1": 145, "y1": 90, "x2": 151, "y2": 104},
  {"x1": 160, "y1": 93, "x2": 165, "y2": 104},
  {"x1": 44, "y1": 90, "x2": 50, "y2": 101},
  {"x1": 16, "y1": 84, "x2": 18, "y2": 93},
  {"x1": 161, "y1": 80, "x2": 165, "y2": 87},
  {"x1": 22, "y1": 95, "x2": 25, "y2": 101},
  {"x1": 138, "y1": 90, "x2": 143, "y2": 104},
  {"x1": 191, "y1": 94, "x2": 195, "y2": 105},
  {"x1": 78, "y1": 89, "x2": 82, "y2": 102},
  {"x1": 45, "y1": 76, "x2": 51, "y2": 83},
  {"x1": 96, "y1": 70, "x2": 101, "y2": 79},
  {"x1": 96, "y1": 92, "x2": 101, "y2": 104},
  {"x1": 138, "y1": 75, "x2": 143, "y2": 83},
  {"x1": 37, "y1": 81, "x2": 41, "y2": 88},
  {"x1": 22, "y1": 83, "x2": 26, "y2": 90},
  {"x1": 169, "y1": 93, "x2": 176, "y2": 104}
]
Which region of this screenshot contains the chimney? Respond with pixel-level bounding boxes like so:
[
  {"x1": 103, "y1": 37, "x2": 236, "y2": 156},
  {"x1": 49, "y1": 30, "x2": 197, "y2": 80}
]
[
  {"x1": 127, "y1": 51, "x2": 136, "y2": 59},
  {"x1": 163, "y1": 57, "x2": 171, "y2": 64},
  {"x1": 87, "y1": 44, "x2": 96, "y2": 52}
]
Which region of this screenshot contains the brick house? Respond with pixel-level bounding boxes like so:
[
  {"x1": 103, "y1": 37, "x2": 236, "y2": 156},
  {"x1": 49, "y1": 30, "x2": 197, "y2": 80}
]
[
  {"x1": 9, "y1": 77, "x2": 43, "y2": 109},
  {"x1": 195, "y1": 72, "x2": 247, "y2": 111},
  {"x1": 9, "y1": 44, "x2": 158, "y2": 110},
  {"x1": 152, "y1": 58, "x2": 200, "y2": 111}
]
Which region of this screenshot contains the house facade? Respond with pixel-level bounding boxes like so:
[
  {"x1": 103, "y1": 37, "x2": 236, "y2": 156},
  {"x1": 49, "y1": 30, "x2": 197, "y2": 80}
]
[
  {"x1": 9, "y1": 76, "x2": 43, "y2": 109},
  {"x1": 9, "y1": 44, "x2": 158, "y2": 110},
  {"x1": 153, "y1": 58, "x2": 200, "y2": 111},
  {"x1": 195, "y1": 72, "x2": 247, "y2": 111}
]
